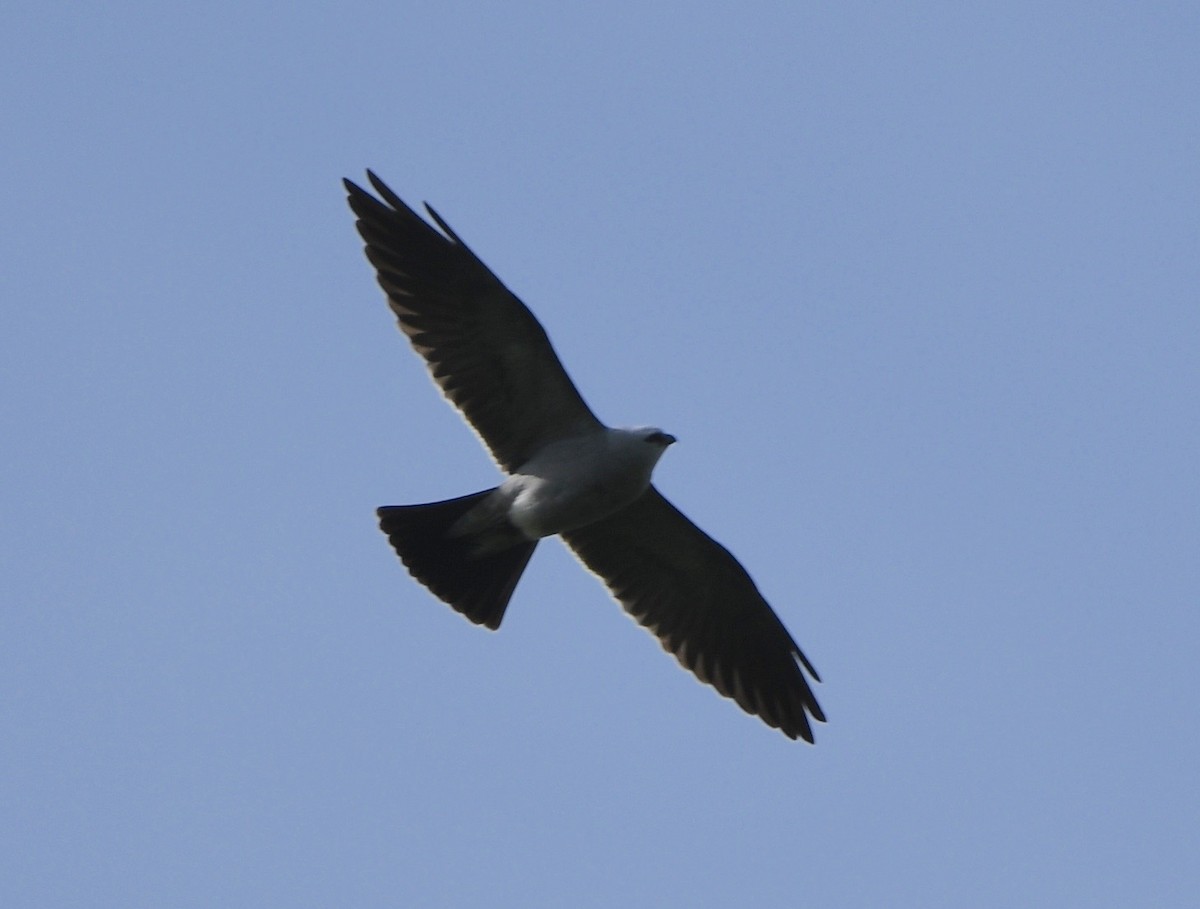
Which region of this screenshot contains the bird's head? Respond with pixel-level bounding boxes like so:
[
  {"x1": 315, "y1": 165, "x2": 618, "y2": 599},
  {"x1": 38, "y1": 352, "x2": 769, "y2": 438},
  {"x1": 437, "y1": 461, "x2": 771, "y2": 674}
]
[
  {"x1": 620, "y1": 426, "x2": 677, "y2": 465},
  {"x1": 641, "y1": 428, "x2": 677, "y2": 449}
]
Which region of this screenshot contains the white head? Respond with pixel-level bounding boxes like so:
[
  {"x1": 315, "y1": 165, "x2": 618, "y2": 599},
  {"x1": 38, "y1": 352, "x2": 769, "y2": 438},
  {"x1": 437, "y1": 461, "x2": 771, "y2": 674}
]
[{"x1": 610, "y1": 425, "x2": 677, "y2": 474}]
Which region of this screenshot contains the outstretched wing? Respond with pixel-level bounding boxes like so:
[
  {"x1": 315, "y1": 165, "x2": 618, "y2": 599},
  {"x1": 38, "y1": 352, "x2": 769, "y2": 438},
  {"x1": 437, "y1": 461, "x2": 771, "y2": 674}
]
[
  {"x1": 562, "y1": 487, "x2": 825, "y2": 742},
  {"x1": 346, "y1": 172, "x2": 603, "y2": 472}
]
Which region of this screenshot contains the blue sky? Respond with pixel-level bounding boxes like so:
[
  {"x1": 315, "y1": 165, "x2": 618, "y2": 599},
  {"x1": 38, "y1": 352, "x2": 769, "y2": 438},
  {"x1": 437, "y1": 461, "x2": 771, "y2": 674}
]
[{"x1": 4, "y1": 2, "x2": 1198, "y2": 906}]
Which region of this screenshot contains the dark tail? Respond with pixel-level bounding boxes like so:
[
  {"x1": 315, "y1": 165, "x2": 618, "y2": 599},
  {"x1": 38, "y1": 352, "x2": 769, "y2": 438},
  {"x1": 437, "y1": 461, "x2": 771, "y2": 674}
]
[{"x1": 377, "y1": 489, "x2": 536, "y2": 630}]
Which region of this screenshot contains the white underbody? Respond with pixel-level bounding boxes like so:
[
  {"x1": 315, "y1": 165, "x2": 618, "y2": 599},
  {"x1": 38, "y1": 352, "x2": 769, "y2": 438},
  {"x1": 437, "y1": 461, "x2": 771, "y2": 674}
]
[{"x1": 452, "y1": 427, "x2": 673, "y2": 543}]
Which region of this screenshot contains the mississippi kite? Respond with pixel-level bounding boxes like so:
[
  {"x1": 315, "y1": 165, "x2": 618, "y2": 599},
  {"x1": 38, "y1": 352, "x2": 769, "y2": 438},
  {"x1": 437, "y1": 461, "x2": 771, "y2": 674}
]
[{"x1": 346, "y1": 172, "x2": 825, "y2": 742}]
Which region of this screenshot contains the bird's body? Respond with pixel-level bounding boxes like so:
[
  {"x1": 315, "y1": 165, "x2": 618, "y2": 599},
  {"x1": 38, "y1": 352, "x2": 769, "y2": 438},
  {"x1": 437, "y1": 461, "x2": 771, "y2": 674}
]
[
  {"x1": 503, "y1": 427, "x2": 676, "y2": 539},
  {"x1": 346, "y1": 172, "x2": 826, "y2": 741}
]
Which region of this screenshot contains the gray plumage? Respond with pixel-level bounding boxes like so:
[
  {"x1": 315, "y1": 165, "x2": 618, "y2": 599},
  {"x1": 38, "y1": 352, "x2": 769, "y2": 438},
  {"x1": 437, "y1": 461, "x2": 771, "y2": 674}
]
[{"x1": 346, "y1": 172, "x2": 825, "y2": 742}]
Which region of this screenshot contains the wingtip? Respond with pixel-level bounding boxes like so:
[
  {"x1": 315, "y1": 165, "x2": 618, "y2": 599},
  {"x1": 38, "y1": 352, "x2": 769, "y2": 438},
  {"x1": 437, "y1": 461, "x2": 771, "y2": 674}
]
[
  {"x1": 423, "y1": 202, "x2": 463, "y2": 244},
  {"x1": 366, "y1": 170, "x2": 408, "y2": 210},
  {"x1": 797, "y1": 648, "x2": 822, "y2": 684},
  {"x1": 342, "y1": 171, "x2": 463, "y2": 245}
]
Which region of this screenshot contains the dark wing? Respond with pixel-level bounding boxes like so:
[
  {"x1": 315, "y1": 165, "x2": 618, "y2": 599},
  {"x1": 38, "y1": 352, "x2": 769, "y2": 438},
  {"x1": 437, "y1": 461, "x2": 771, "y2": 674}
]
[
  {"x1": 562, "y1": 487, "x2": 825, "y2": 742},
  {"x1": 345, "y1": 172, "x2": 603, "y2": 472}
]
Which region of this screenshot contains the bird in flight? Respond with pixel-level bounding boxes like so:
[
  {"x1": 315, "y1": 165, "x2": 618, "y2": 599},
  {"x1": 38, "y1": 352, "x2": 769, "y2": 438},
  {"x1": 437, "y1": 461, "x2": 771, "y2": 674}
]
[{"x1": 345, "y1": 172, "x2": 825, "y2": 741}]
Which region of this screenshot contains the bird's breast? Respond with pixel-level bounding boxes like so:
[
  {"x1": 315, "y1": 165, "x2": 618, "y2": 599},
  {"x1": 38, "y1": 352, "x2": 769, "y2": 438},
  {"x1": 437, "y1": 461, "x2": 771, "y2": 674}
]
[{"x1": 503, "y1": 436, "x2": 655, "y2": 539}]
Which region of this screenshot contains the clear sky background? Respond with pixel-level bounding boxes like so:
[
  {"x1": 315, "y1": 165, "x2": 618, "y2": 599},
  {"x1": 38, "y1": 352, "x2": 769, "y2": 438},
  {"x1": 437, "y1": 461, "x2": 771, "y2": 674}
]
[{"x1": 4, "y1": 3, "x2": 1198, "y2": 906}]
